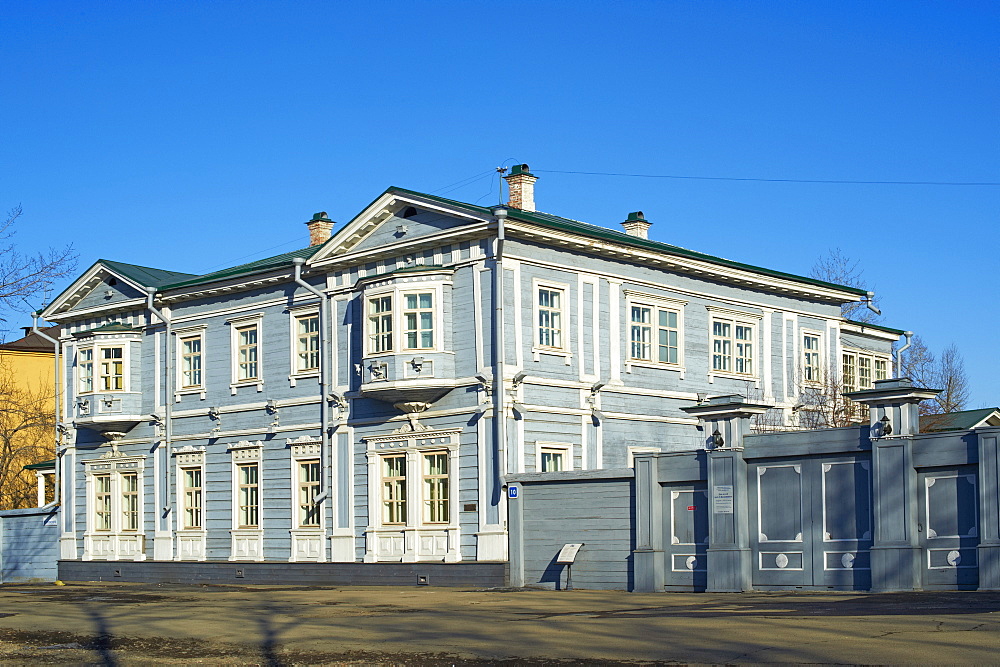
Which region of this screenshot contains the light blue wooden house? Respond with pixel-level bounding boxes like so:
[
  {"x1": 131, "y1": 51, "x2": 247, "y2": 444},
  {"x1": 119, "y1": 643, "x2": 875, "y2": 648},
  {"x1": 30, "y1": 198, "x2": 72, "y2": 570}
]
[{"x1": 42, "y1": 165, "x2": 911, "y2": 586}]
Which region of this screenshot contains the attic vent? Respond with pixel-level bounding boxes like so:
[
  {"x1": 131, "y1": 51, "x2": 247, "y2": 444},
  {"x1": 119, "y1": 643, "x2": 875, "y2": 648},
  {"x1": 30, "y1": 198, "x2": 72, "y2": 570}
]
[
  {"x1": 402, "y1": 206, "x2": 418, "y2": 218},
  {"x1": 108, "y1": 278, "x2": 117, "y2": 286}
]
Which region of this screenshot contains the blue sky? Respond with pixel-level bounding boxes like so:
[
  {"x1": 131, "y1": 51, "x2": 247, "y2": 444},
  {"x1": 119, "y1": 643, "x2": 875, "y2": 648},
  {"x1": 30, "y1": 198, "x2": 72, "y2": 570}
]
[{"x1": 2, "y1": 1, "x2": 998, "y2": 405}]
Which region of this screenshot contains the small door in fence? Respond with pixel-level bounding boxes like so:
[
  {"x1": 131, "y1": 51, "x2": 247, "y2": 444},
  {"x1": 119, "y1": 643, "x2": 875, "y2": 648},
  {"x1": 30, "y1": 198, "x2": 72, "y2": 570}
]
[
  {"x1": 662, "y1": 483, "x2": 709, "y2": 591},
  {"x1": 918, "y1": 466, "x2": 979, "y2": 590}
]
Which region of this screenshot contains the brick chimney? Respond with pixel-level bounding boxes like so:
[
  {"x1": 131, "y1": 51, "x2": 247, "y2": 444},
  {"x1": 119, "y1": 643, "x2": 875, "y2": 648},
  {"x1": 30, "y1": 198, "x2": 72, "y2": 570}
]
[
  {"x1": 621, "y1": 211, "x2": 651, "y2": 239},
  {"x1": 305, "y1": 212, "x2": 334, "y2": 246},
  {"x1": 503, "y1": 164, "x2": 538, "y2": 212}
]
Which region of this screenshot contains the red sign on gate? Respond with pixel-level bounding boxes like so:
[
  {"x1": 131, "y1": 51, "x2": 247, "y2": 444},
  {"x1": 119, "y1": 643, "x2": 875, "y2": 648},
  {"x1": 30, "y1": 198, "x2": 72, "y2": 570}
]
[{"x1": 687, "y1": 505, "x2": 696, "y2": 511}]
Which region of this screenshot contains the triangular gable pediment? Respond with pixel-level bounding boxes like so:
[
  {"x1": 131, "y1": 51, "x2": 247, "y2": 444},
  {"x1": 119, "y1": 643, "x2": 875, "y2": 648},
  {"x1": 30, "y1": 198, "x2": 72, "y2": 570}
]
[
  {"x1": 42, "y1": 261, "x2": 150, "y2": 320},
  {"x1": 308, "y1": 189, "x2": 493, "y2": 266}
]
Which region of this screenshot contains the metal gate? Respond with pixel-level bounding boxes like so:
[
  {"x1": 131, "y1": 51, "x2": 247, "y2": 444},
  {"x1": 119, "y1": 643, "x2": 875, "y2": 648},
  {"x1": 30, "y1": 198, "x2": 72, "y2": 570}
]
[
  {"x1": 918, "y1": 466, "x2": 979, "y2": 590},
  {"x1": 662, "y1": 482, "x2": 708, "y2": 591},
  {"x1": 750, "y1": 456, "x2": 872, "y2": 590}
]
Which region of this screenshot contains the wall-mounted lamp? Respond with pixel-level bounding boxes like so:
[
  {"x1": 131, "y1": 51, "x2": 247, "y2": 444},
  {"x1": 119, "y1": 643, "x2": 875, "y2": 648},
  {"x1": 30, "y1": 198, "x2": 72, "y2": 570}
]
[
  {"x1": 712, "y1": 429, "x2": 725, "y2": 448},
  {"x1": 880, "y1": 415, "x2": 893, "y2": 436},
  {"x1": 410, "y1": 356, "x2": 425, "y2": 372},
  {"x1": 512, "y1": 371, "x2": 527, "y2": 388}
]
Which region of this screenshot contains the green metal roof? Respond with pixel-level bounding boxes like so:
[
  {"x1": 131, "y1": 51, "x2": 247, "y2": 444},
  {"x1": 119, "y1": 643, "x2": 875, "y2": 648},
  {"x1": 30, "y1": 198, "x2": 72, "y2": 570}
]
[
  {"x1": 163, "y1": 245, "x2": 322, "y2": 290},
  {"x1": 99, "y1": 259, "x2": 198, "y2": 288},
  {"x1": 368, "y1": 187, "x2": 869, "y2": 298},
  {"x1": 843, "y1": 319, "x2": 907, "y2": 335},
  {"x1": 74, "y1": 322, "x2": 140, "y2": 336},
  {"x1": 23, "y1": 458, "x2": 55, "y2": 471},
  {"x1": 921, "y1": 408, "x2": 1000, "y2": 433}
]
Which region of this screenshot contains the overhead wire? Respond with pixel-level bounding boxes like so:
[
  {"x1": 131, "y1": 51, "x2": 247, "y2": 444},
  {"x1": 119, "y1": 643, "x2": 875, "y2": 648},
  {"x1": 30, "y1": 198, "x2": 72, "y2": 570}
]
[{"x1": 533, "y1": 169, "x2": 1000, "y2": 187}]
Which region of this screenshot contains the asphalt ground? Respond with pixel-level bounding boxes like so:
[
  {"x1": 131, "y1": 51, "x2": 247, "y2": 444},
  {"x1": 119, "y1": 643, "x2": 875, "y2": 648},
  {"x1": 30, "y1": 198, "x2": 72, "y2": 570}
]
[{"x1": 0, "y1": 583, "x2": 997, "y2": 664}]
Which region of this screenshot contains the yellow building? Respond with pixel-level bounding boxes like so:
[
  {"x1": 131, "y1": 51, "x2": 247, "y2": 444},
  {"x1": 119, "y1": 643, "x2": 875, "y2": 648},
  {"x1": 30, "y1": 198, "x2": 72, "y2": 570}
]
[{"x1": 0, "y1": 325, "x2": 59, "y2": 509}]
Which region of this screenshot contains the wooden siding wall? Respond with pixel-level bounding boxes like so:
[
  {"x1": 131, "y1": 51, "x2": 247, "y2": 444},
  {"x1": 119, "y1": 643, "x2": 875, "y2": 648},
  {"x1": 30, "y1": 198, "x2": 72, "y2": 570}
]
[{"x1": 0, "y1": 508, "x2": 59, "y2": 583}]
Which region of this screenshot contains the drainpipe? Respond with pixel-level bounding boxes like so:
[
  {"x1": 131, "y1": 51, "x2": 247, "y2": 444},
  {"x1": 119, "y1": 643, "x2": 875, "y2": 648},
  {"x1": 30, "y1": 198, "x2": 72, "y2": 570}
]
[
  {"x1": 292, "y1": 257, "x2": 332, "y2": 505},
  {"x1": 145, "y1": 289, "x2": 173, "y2": 517},
  {"x1": 490, "y1": 206, "x2": 508, "y2": 510},
  {"x1": 31, "y1": 313, "x2": 60, "y2": 507},
  {"x1": 895, "y1": 331, "x2": 914, "y2": 378}
]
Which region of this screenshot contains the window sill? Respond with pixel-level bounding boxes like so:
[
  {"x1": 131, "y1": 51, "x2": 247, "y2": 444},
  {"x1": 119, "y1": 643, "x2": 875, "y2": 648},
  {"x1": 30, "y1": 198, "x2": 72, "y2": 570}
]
[
  {"x1": 626, "y1": 360, "x2": 686, "y2": 378},
  {"x1": 707, "y1": 371, "x2": 759, "y2": 386},
  {"x1": 532, "y1": 347, "x2": 572, "y2": 365},
  {"x1": 230, "y1": 381, "x2": 264, "y2": 395},
  {"x1": 288, "y1": 371, "x2": 319, "y2": 387},
  {"x1": 175, "y1": 388, "x2": 206, "y2": 401}
]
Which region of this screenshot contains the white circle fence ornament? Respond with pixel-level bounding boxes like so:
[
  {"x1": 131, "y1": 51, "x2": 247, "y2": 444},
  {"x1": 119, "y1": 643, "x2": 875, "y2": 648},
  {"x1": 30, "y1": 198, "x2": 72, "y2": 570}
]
[
  {"x1": 775, "y1": 553, "x2": 789, "y2": 569},
  {"x1": 947, "y1": 550, "x2": 962, "y2": 566},
  {"x1": 685, "y1": 556, "x2": 697, "y2": 570},
  {"x1": 841, "y1": 553, "x2": 855, "y2": 569}
]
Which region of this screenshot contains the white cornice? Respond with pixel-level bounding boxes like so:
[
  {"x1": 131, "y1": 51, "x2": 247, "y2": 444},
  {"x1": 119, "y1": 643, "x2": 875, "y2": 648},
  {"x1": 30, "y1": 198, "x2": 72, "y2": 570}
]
[
  {"x1": 43, "y1": 262, "x2": 149, "y2": 320},
  {"x1": 504, "y1": 220, "x2": 863, "y2": 304}
]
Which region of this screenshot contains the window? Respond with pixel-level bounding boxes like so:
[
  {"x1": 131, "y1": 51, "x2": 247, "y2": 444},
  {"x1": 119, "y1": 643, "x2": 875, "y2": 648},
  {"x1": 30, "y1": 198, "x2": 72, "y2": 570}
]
[
  {"x1": 711, "y1": 317, "x2": 755, "y2": 376},
  {"x1": 537, "y1": 286, "x2": 564, "y2": 349},
  {"x1": 182, "y1": 467, "x2": 203, "y2": 530},
  {"x1": 94, "y1": 474, "x2": 112, "y2": 531},
  {"x1": 236, "y1": 325, "x2": 259, "y2": 381},
  {"x1": 540, "y1": 448, "x2": 565, "y2": 472},
  {"x1": 79, "y1": 348, "x2": 94, "y2": 393},
  {"x1": 422, "y1": 452, "x2": 449, "y2": 523},
  {"x1": 630, "y1": 304, "x2": 680, "y2": 364},
  {"x1": 842, "y1": 349, "x2": 891, "y2": 393},
  {"x1": 858, "y1": 356, "x2": 872, "y2": 390},
  {"x1": 180, "y1": 335, "x2": 203, "y2": 388},
  {"x1": 297, "y1": 460, "x2": 321, "y2": 528},
  {"x1": 237, "y1": 463, "x2": 260, "y2": 529},
  {"x1": 381, "y1": 454, "x2": 407, "y2": 524},
  {"x1": 802, "y1": 333, "x2": 822, "y2": 383},
  {"x1": 99, "y1": 346, "x2": 124, "y2": 391},
  {"x1": 403, "y1": 292, "x2": 434, "y2": 350},
  {"x1": 295, "y1": 314, "x2": 320, "y2": 372},
  {"x1": 536, "y1": 442, "x2": 571, "y2": 472},
  {"x1": 120, "y1": 472, "x2": 139, "y2": 531},
  {"x1": 368, "y1": 295, "x2": 393, "y2": 353}
]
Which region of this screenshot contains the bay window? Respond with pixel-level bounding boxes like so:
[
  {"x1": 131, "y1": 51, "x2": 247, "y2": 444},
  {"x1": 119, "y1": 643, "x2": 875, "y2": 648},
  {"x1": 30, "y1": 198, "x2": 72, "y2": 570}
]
[
  {"x1": 368, "y1": 295, "x2": 394, "y2": 353},
  {"x1": 98, "y1": 346, "x2": 124, "y2": 391},
  {"x1": 79, "y1": 348, "x2": 94, "y2": 393},
  {"x1": 403, "y1": 293, "x2": 434, "y2": 350},
  {"x1": 842, "y1": 349, "x2": 890, "y2": 393}
]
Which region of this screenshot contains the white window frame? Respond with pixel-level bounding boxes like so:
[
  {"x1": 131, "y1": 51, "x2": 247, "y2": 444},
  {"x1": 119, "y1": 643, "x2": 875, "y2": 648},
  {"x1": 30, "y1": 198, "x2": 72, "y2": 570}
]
[
  {"x1": 421, "y1": 450, "x2": 450, "y2": 524},
  {"x1": 532, "y1": 278, "x2": 571, "y2": 360},
  {"x1": 229, "y1": 442, "x2": 264, "y2": 561},
  {"x1": 535, "y1": 441, "x2": 572, "y2": 473},
  {"x1": 363, "y1": 282, "x2": 446, "y2": 357},
  {"x1": 82, "y1": 457, "x2": 146, "y2": 560},
  {"x1": 707, "y1": 307, "x2": 760, "y2": 381},
  {"x1": 77, "y1": 343, "x2": 131, "y2": 394},
  {"x1": 800, "y1": 329, "x2": 824, "y2": 386},
  {"x1": 367, "y1": 436, "x2": 460, "y2": 530},
  {"x1": 174, "y1": 325, "x2": 208, "y2": 399},
  {"x1": 227, "y1": 314, "x2": 264, "y2": 394},
  {"x1": 288, "y1": 305, "x2": 321, "y2": 384},
  {"x1": 290, "y1": 441, "x2": 323, "y2": 529},
  {"x1": 624, "y1": 291, "x2": 686, "y2": 373},
  {"x1": 174, "y1": 448, "x2": 207, "y2": 561},
  {"x1": 842, "y1": 348, "x2": 891, "y2": 393}
]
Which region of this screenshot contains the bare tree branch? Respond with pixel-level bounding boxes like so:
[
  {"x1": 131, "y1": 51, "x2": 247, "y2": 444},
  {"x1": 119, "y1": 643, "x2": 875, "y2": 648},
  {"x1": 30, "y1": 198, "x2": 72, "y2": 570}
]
[
  {"x1": 810, "y1": 247, "x2": 881, "y2": 324},
  {"x1": 0, "y1": 205, "x2": 77, "y2": 323}
]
